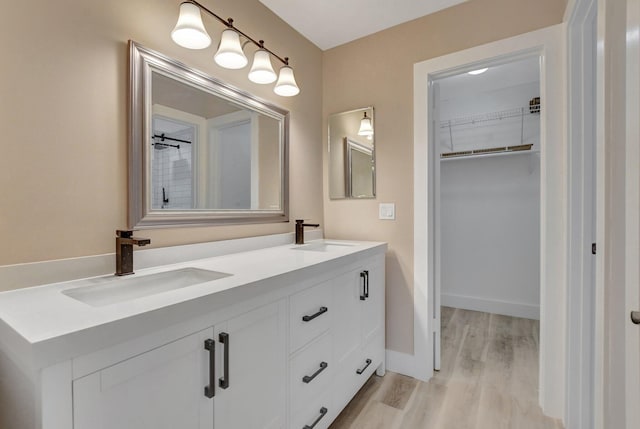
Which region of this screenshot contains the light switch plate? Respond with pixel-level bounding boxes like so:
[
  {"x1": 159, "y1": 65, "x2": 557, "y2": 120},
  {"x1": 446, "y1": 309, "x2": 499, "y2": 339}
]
[{"x1": 379, "y1": 203, "x2": 395, "y2": 220}]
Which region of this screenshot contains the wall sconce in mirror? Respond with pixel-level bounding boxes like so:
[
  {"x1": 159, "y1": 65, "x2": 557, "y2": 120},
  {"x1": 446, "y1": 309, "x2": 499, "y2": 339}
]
[
  {"x1": 328, "y1": 107, "x2": 376, "y2": 199},
  {"x1": 171, "y1": 1, "x2": 299, "y2": 96},
  {"x1": 358, "y1": 112, "x2": 373, "y2": 137}
]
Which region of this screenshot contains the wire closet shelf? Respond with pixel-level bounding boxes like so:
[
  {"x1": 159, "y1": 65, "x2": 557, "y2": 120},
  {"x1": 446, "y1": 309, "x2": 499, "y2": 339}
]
[{"x1": 440, "y1": 104, "x2": 540, "y2": 160}]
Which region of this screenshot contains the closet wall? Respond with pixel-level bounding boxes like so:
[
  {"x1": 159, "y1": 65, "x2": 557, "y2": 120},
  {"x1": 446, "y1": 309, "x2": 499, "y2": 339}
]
[{"x1": 440, "y1": 81, "x2": 541, "y2": 320}]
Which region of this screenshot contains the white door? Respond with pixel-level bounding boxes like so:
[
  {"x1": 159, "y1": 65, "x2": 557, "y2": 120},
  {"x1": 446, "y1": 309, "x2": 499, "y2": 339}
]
[
  {"x1": 626, "y1": 0, "x2": 640, "y2": 425},
  {"x1": 213, "y1": 301, "x2": 287, "y2": 429},
  {"x1": 217, "y1": 121, "x2": 252, "y2": 209},
  {"x1": 73, "y1": 328, "x2": 214, "y2": 429}
]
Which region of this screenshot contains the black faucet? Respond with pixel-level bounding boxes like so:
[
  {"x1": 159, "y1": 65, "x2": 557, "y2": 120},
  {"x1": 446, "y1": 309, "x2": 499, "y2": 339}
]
[
  {"x1": 115, "y1": 229, "x2": 151, "y2": 276},
  {"x1": 295, "y1": 219, "x2": 320, "y2": 245}
]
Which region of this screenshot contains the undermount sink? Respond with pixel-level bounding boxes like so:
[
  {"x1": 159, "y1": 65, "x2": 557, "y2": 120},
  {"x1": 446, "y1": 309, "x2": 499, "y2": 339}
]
[
  {"x1": 293, "y1": 241, "x2": 356, "y2": 252},
  {"x1": 62, "y1": 267, "x2": 232, "y2": 307}
]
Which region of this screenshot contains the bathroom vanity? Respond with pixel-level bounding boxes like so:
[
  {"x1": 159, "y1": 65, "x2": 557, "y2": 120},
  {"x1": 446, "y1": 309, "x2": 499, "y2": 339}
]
[{"x1": 0, "y1": 239, "x2": 386, "y2": 429}]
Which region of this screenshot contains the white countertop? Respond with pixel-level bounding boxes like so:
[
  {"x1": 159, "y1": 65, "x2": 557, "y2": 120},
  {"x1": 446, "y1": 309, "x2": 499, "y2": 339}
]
[{"x1": 0, "y1": 239, "x2": 386, "y2": 372}]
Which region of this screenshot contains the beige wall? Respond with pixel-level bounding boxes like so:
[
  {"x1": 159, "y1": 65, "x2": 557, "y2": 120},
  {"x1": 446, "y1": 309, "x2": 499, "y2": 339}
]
[
  {"x1": 0, "y1": 0, "x2": 323, "y2": 267},
  {"x1": 322, "y1": 0, "x2": 567, "y2": 354}
]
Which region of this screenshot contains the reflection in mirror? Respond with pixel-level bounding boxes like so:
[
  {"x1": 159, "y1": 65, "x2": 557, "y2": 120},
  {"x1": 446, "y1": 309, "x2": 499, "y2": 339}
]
[
  {"x1": 129, "y1": 41, "x2": 289, "y2": 228},
  {"x1": 328, "y1": 108, "x2": 375, "y2": 199}
]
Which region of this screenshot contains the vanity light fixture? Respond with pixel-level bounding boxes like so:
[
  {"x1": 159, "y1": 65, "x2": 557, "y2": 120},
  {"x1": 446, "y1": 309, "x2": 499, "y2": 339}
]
[
  {"x1": 467, "y1": 68, "x2": 489, "y2": 75},
  {"x1": 357, "y1": 112, "x2": 374, "y2": 136},
  {"x1": 171, "y1": 0, "x2": 299, "y2": 96},
  {"x1": 171, "y1": 2, "x2": 211, "y2": 49},
  {"x1": 248, "y1": 46, "x2": 277, "y2": 84}
]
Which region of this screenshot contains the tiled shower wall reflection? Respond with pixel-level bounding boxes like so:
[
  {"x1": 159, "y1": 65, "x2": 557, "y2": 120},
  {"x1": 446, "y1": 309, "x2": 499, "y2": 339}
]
[{"x1": 151, "y1": 139, "x2": 193, "y2": 210}]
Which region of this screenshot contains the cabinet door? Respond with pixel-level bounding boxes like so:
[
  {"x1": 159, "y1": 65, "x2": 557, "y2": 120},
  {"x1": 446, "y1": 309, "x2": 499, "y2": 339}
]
[
  {"x1": 213, "y1": 300, "x2": 287, "y2": 429},
  {"x1": 73, "y1": 328, "x2": 214, "y2": 429},
  {"x1": 332, "y1": 270, "x2": 362, "y2": 368},
  {"x1": 361, "y1": 260, "x2": 385, "y2": 345}
]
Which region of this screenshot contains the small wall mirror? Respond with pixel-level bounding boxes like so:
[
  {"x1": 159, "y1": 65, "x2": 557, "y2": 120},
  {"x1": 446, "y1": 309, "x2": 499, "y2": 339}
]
[
  {"x1": 328, "y1": 107, "x2": 376, "y2": 199},
  {"x1": 129, "y1": 41, "x2": 288, "y2": 228}
]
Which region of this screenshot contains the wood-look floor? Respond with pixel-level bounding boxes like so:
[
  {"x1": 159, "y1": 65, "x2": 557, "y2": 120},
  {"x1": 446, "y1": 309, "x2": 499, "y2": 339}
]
[{"x1": 329, "y1": 307, "x2": 563, "y2": 429}]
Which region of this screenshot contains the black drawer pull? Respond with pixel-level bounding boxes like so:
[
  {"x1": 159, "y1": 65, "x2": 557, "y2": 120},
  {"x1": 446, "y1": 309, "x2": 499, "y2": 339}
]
[
  {"x1": 204, "y1": 339, "x2": 215, "y2": 398},
  {"x1": 219, "y1": 332, "x2": 229, "y2": 389},
  {"x1": 302, "y1": 306, "x2": 328, "y2": 322},
  {"x1": 302, "y1": 361, "x2": 328, "y2": 383},
  {"x1": 360, "y1": 271, "x2": 366, "y2": 300},
  {"x1": 356, "y1": 358, "x2": 372, "y2": 375},
  {"x1": 364, "y1": 270, "x2": 369, "y2": 298},
  {"x1": 303, "y1": 407, "x2": 328, "y2": 429}
]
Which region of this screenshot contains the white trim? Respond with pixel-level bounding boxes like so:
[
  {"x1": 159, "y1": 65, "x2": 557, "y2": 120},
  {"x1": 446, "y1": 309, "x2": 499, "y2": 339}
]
[
  {"x1": 565, "y1": 0, "x2": 598, "y2": 427},
  {"x1": 413, "y1": 25, "x2": 566, "y2": 419},
  {"x1": 441, "y1": 294, "x2": 540, "y2": 320},
  {"x1": 625, "y1": 2, "x2": 640, "y2": 428},
  {"x1": 384, "y1": 349, "x2": 416, "y2": 377}
]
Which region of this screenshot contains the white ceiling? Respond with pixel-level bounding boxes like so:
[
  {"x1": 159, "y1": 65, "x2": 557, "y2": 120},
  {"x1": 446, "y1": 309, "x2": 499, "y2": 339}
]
[
  {"x1": 259, "y1": 0, "x2": 468, "y2": 50},
  {"x1": 438, "y1": 57, "x2": 541, "y2": 100}
]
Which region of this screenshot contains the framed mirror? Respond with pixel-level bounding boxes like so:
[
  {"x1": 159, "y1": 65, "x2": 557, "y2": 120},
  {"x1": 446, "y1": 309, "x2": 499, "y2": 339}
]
[
  {"x1": 129, "y1": 41, "x2": 289, "y2": 228},
  {"x1": 328, "y1": 107, "x2": 375, "y2": 199}
]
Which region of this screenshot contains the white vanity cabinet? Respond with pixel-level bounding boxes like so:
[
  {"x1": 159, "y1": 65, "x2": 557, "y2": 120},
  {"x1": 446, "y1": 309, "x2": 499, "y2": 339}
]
[
  {"x1": 212, "y1": 300, "x2": 287, "y2": 429},
  {"x1": 73, "y1": 300, "x2": 287, "y2": 429},
  {"x1": 331, "y1": 255, "x2": 385, "y2": 414},
  {"x1": 290, "y1": 253, "x2": 386, "y2": 429},
  {"x1": 73, "y1": 328, "x2": 214, "y2": 429},
  {"x1": 0, "y1": 239, "x2": 386, "y2": 429}
]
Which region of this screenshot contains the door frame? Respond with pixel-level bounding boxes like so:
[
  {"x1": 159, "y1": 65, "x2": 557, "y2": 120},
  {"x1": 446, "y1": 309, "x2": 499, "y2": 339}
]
[
  {"x1": 413, "y1": 24, "x2": 566, "y2": 419},
  {"x1": 565, "y1": 0, "x2": 598, "y2": 427},
  {"x1": 624, "y1": 0, "x2": 640, "y2": 426}
]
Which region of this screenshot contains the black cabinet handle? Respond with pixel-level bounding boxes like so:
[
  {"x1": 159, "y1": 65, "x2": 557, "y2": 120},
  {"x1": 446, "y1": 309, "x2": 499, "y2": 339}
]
[
  {"x1": 364, "y1": 270, "x2": 369, "y2": 299},
  {"x1": 303, "y1": 407, "x2": 328, "y2": 429},
  {"x1": 302, "y1": 361, "x2": 328, "y2": 384},
  {"x1": 356, "y1": 358, "x2": 372, "y2": 375},
  {"x1": 219, "y1": 332, "x2": 229, "y2": 389},
  {"x1": 204, "y1": 339, "x2": 215, "y2": 398},
  {"x1": 302, "y1": 306, "x2": 328, "y2": 322},
  {"x1": 360, "y1": 271, "x2": 366, "y2": 301}
]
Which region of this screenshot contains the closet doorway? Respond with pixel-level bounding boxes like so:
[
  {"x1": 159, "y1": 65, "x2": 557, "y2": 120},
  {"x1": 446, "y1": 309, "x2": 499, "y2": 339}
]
[
  {"x1": 413, "y1": 26, "x2": 564, "y2": 418},
  {"x1": 433, "y1": 57, "x2": 541, "y2": 370}
]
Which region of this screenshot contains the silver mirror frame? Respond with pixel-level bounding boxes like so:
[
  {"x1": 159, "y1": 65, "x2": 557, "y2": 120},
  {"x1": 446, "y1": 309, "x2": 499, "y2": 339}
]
[{"x1": 128, "y1": 41, "x2": 289, "y2": 229}]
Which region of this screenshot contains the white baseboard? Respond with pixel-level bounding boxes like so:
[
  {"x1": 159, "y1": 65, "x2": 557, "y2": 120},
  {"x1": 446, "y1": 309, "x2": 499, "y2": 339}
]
[
  {"x1": 441, "y1": 293, "x2": 539, "y2": 320},
  {"x1": 385, "y1": 349, "x2": 418, "y2": 378}
]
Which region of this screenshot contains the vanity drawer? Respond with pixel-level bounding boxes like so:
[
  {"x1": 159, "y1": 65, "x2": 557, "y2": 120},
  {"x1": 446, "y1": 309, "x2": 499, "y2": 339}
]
[
  {"x1": 332, "y1": 333, "x2": 384, "y2": 413},
  {"x1": 290, "y1": 280, "x2": 332, "y2": 352},
  {"x1": 291, "y1": 390, "x2": 332, "y2": 429},
  {"x1": 290, "y1": 332, "x2": 333, "y2": 412}
]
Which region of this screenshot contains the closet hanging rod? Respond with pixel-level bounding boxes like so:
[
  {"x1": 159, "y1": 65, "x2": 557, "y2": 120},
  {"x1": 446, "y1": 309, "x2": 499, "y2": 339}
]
[
  {"x1": 153, "y1": 133, "x2": 192, "y2": 144},
  {"x1": 440, "y1": 105, "x2": 539, "y2": 129},
  {"x1": 441, "y1": 143, "x2": 534, "y2": 160}
]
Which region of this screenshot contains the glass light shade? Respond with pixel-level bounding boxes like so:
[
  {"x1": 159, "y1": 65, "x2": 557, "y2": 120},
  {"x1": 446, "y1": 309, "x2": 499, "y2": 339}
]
[
  {"x1": 274, "y1": 66, "x2": 300, "y2": 96},
  {"x1": 171, "y1": 2, "x2": 211, "y2": 50},
  {"x1": 248, "y1": 49, "x2": 277, "y2": 84},
  {"x1": 358, "y1": 112, "x2": 373, "y2": 136},
  {"x1": 214, "y1": 29, "x2": 248, "y2": 69}
]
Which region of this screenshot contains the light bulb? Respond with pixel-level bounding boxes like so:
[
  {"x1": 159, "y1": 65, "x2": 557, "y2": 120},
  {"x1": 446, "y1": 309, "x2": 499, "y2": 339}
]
[{"x1": 467, "y1": 68, "x2": 488, "y2": 75}]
